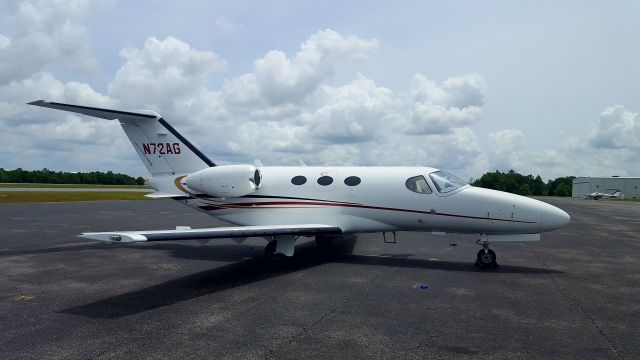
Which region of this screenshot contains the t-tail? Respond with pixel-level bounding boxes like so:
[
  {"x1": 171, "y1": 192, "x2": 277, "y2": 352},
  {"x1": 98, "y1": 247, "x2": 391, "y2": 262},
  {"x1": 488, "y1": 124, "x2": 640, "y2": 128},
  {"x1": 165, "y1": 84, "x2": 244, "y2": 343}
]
[
  {"x1": 28, "y1": 100, "x2": 214, "y2": 177},
  {"x1": 28, "y1": 100, "x2": 215, "y2": 196}
]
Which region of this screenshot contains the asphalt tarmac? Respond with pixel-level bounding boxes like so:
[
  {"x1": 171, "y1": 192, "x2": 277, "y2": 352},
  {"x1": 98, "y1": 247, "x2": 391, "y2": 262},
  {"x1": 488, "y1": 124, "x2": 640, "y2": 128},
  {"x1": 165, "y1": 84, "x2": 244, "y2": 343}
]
[{"x1": 0, "y1": 198, "x2": 638, "y2": 359}]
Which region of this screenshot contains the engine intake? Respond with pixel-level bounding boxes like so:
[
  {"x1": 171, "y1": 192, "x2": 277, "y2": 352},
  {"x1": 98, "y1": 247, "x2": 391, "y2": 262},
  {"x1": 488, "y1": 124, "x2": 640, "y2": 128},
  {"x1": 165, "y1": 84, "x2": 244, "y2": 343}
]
[{"x1": 185, "y1": 165, "x2": 262, "y2": 198}]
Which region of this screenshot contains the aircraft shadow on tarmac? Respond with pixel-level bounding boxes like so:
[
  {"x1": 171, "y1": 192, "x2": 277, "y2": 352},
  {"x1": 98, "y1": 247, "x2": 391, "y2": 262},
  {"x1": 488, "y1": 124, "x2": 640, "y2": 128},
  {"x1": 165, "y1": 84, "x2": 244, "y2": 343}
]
[{"x1": 61, "y1": 240, "x2": 563, "y2": 319}]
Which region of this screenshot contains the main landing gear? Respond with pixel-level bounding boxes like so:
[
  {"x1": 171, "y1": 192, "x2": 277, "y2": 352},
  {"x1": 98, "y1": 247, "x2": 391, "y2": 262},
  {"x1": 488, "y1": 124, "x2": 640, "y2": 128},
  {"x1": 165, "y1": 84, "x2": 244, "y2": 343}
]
[
  {"x1": 264, "y1": 235, "x2": 296, "y2": 261},
  {"x1": 264, "y1": 239, "x2": 285, "y2": 261},
  {"x1": 475, "y1": 235, "x2": 498, "y2": 268},
  {"x1": 264, "y1": 235, "x2": 338, "y2": 261}
]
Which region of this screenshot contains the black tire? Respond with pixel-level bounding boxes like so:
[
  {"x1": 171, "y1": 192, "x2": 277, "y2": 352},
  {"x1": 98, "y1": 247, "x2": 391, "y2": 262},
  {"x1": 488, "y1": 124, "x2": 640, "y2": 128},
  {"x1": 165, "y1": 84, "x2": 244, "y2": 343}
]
[
  {"x1": 476, "y1": 249, "x2": 497, "y2": 267},
  {"x1": 264, "y1": 240, "x2": 285, "y2": 261}
]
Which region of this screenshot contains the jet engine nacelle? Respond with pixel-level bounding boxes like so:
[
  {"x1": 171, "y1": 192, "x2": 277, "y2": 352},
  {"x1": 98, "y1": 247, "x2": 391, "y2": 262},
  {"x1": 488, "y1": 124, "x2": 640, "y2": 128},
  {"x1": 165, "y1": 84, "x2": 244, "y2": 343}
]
[{"x1": 185, "y1": 165, "x2": 262, "y2": 198}]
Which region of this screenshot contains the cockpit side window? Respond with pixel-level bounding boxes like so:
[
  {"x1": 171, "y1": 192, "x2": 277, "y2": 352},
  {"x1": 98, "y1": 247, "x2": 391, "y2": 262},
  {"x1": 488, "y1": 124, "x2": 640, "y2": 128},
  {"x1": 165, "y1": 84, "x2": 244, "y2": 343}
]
[
  {"x1": 429, "y1": 171, "x2": 467, "y2": 193},
  {"x1": 405, "y1": 175, "x2": 432, "y2": 194}
]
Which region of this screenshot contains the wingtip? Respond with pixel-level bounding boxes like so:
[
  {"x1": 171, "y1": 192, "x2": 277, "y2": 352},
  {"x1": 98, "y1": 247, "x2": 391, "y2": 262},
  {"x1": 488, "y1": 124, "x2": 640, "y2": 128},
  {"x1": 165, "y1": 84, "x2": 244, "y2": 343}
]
[{"x1": 27, "y1": 100, "x2": 46, "y2": 106}]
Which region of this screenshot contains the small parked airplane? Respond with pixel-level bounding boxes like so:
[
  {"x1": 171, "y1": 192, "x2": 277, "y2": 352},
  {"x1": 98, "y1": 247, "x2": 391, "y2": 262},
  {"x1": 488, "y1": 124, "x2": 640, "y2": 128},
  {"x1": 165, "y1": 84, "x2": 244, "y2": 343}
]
[
  {"x1": 29, "y1": 100, "x2": 570, "y2": 267},
  {"x1": 584, "y1": 190, "x2": 621, "y2": 200}
]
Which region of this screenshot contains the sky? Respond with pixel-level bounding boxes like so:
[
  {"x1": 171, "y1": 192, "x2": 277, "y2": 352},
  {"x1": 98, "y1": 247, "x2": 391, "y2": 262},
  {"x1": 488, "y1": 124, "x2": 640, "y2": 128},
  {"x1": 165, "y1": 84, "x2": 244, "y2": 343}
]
[{"x1": 0, "y1": 0, "x2": 639, "y2": 180}]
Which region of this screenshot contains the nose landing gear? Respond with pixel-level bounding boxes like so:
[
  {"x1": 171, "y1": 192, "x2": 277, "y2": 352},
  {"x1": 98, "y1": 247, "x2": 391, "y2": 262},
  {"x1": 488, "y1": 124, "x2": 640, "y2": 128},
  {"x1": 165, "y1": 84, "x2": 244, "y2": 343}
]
[{"x1": 475, "y1": 235, "x2": 498, "y2": 268}]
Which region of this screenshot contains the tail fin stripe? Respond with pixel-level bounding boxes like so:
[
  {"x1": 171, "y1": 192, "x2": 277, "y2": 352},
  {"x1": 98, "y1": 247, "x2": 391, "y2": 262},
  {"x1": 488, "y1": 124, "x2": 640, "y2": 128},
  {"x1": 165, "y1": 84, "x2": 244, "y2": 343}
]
[{"x1": 157, "y1": 118, "x2": 215, "y2": 167}]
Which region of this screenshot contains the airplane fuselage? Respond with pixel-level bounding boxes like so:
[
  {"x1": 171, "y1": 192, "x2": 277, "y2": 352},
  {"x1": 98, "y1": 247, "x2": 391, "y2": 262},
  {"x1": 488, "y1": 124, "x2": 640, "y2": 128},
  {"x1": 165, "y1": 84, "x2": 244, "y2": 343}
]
[{"x1": 153, "y1": 166, "x2": 568, "y2": 236}]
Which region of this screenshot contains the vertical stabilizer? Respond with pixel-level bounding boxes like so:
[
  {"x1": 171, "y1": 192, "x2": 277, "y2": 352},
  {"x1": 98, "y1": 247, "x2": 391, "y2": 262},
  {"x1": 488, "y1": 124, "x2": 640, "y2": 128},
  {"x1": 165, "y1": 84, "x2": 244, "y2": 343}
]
[{"x1": 28, "y1": 100, "x2": 214, "y2": 176}]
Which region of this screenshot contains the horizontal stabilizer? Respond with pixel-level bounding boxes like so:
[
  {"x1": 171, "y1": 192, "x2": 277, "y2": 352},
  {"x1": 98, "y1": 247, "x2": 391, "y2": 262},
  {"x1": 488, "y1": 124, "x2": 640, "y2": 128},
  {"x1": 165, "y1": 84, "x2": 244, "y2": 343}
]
[
  {"x1": 28, "y1": 100, "x2": 159, "y2": 121},
  {"x1": 79, "y1": 224, "x2": 342, "y2": 243}
]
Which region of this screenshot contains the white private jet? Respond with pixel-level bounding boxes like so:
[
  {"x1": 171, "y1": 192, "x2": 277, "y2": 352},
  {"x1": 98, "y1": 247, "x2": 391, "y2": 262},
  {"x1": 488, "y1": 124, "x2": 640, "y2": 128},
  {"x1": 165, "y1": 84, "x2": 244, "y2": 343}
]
[
  {"x1": 584, "y1": 189, "x2": 621, "y2": 200},
  {"x1": 28, "y1": 100, "x2": 570, "y2": 267}
]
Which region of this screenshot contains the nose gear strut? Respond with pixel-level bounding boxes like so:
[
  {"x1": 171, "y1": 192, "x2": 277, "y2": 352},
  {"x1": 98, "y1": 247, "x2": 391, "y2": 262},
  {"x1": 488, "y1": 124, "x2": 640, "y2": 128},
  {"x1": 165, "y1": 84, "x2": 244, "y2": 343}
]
[{"x1": 475, "y1": 235, "x2": 498, "y2": 268}]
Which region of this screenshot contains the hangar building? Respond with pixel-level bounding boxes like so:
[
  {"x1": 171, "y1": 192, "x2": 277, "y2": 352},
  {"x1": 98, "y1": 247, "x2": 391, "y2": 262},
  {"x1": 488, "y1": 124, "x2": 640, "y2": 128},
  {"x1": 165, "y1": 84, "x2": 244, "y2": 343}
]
[{"x1": 572, "y1": 177, "x2": 640, "y2": 199}]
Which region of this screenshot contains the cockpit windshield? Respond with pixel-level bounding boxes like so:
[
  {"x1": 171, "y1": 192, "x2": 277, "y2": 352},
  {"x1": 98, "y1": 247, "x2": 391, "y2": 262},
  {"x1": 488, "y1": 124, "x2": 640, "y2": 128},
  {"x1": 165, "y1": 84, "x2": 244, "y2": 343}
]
[{"x1": 428, "y1": 171, "x2": 467, "y2": 194}]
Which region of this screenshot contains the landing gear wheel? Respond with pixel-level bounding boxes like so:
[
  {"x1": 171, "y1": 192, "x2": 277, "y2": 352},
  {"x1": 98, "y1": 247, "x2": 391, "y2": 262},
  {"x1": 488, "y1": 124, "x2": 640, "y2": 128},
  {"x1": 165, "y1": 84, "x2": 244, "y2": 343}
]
[
  {"x1": 264, "y1": 240, "x2": 285, "y2": 262},
  {"x1": 476, "y1": 249, "x2": 497, "y2": 267}
]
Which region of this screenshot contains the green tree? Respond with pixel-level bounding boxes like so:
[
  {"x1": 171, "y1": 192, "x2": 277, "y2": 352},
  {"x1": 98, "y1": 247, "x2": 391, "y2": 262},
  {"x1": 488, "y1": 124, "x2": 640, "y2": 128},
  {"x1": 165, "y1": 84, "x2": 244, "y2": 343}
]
[
  {"x1": 553, "y1": 183, "x2": 571, "y2": 197},
  {"x1": 518, "y1": 183, "x2": 532, "y2": 196},
  {"x1": 0, "y1": 168, "x2": 142, "y2": 185},
  {"x1": 531, "y1": 175, "x2": 546, "y2": 196},
  {"x1": 473, "y1": 170, "x2": 572, "y2": 197}
]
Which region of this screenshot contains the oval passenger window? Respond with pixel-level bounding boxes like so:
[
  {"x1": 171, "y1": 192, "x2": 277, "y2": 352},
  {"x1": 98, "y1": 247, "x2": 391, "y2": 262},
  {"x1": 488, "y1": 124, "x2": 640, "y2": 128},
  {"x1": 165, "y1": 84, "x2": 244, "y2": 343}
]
[
  {"x1": 317, "y1": 176, "x2": 334, "y2": 186},
  {"x1": 344, "y1": 176, "x2": 361, "y2": 186},
  {"x1": 291, "y1": 176, "x2": 307, "y2": 185}
]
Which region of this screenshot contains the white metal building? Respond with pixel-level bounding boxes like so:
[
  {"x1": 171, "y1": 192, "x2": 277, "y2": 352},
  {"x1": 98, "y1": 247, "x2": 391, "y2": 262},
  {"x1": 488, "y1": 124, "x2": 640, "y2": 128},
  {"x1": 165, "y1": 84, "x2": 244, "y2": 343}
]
[{"x1": 572, "y1": 177, "x2": 640, "y2": 199}]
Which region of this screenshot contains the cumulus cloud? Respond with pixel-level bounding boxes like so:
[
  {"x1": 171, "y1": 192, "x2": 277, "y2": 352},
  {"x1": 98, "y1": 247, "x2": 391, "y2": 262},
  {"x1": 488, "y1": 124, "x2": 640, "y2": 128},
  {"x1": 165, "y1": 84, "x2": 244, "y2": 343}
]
[
  {"x1": 0, "y1": 0, "x2": 127, "y2": 172},
  {"x1": 0, "y1": 0, "x2": 95, "y2": 84},
  {"x1": 588, "y1": 105, "x2": 640, "y2": 149},
  {"x1": 478, "y1": 106, "x2": 640, "y2": 180},
  {"x1": 108, "y1": 36, "x2": 227, "y2": 108},
  {"x1": 305, "y1": 77, "x2": 395, "y2": 144},
  {"x1": 224, "y1": 29, "x2": 379, "y2": 106},
  {"x1": 407, "y1": 73, "x2": 486, "y2": 135},
  {"x1": 484, "y1": 129, "x2": 525, "y2": 170},
  {"x1": 0, "y1": 19, "x2": 497, "y2": 177}
]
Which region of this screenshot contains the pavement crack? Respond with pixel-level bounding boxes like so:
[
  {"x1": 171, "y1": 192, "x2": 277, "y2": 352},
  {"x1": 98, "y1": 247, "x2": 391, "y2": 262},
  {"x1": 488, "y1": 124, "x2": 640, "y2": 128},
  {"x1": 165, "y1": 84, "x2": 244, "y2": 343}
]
[
  {"x1": 264, "y1": 292, "x2": 353, "y2": 359},
  {"x1": 530, "y1": 248, "x2": 624, "y2": 359},
  {"x1": 264, "y1": 253, "x2": 412, "y2": 359}
]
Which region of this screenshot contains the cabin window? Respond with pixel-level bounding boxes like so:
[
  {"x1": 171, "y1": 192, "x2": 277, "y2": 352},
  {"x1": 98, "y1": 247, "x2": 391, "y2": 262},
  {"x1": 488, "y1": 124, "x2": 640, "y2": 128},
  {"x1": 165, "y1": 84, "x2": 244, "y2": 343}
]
[
  {"x1": 405, "y1": 175, "x2": 432, "y2": 194},
  {"x1": 291, "y1": 176, "x2": 307, "y2": 185},
  {"x1": 317, "y1": 176, "x2": 334, "y2": 186},
  {"x1": 344, "y1": 176, "x2": 361, "y2": 186},
  {"x1": 429, "y1": 171, "x2": 467, "y2": 193}
]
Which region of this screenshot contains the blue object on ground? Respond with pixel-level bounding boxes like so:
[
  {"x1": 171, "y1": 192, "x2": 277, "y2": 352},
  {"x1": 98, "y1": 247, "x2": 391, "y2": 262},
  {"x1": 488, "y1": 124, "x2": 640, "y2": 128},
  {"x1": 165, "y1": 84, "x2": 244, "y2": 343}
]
[
  {"x1": 416, "y1": 284, "x2": 430, "y2": 290},
  {"x1": 448, "y1": 243, "x2": 457, "y2": 247}
]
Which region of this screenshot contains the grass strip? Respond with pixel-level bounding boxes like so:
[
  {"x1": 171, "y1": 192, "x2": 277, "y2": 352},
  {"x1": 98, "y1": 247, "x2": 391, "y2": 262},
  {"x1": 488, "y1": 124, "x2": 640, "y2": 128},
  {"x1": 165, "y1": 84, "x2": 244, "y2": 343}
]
[
  {"x1": 0, "y1": 183, "x2": 151, "y2": 189},
  {"x1": 0, "y1": 191, "x2": 154, "y2": 203}
]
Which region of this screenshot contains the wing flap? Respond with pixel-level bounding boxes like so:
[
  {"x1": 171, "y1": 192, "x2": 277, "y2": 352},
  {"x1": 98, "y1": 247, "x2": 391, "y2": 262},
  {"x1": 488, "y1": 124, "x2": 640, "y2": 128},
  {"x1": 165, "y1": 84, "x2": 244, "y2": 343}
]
[
  {"x1": 144, "y1": 192, "x2": 185, "y2": 199},
  {"x1": 79, "y1": 224, "x2": 342, "y2": 243}
]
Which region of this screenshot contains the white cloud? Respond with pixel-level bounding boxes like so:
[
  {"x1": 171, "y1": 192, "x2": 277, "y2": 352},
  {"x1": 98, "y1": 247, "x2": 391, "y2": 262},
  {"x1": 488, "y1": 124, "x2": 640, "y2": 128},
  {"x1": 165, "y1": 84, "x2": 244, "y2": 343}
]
[
  {"x1": 485, "y1": 128, "x2": 525, "y2": 170},
  {"x1": 108, "y1": 36, "x2": 227, "y2": 109},
  {"x1": 588, "y1": 105, "x2": 640, "y2": 149},
  {"x1": 0, "y1": 0, "x2": 95, "y2": 84},
  {"x1": 305, "y1": 77, "x2": 395, "y2": 143},
  {"x1": 224, "y1": 29, "x2": 379, "y2": 106},
  {"x1": 477, "y1": 106, "x2": 640, "y2": 180},
  {"x1": 0, "y1": 25, "x2": 515, "y2": 178},
  {"x1": 407, "y1": 73, "x2": 486, "y2": 135}
]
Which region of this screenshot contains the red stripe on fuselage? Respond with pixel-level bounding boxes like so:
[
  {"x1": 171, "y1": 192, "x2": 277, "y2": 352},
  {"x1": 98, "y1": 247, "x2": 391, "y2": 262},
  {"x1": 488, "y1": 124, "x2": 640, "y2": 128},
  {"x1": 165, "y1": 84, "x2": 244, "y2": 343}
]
[{"x1": 197, "y1": 200, "x2": 536, "y2": 224}]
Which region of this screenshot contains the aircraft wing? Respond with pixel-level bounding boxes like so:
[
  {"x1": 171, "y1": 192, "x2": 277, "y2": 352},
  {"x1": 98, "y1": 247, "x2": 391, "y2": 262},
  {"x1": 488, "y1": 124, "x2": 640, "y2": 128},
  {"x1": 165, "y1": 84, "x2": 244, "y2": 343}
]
[{"x1": 80, "y1": 224, "x2": 342, "y2": 243}]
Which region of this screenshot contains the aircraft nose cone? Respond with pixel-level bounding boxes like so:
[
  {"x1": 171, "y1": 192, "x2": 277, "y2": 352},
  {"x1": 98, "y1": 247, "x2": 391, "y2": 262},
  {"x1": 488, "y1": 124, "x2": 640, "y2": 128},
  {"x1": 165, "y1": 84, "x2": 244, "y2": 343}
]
[{"x1": 539, "y1": 202, "x2": 570, "y2": 231}]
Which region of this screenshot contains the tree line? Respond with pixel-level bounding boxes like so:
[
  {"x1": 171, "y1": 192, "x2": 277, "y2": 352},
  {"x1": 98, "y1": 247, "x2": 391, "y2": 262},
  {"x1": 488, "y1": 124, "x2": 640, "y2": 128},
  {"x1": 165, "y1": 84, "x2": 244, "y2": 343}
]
[
  {"x1": 471, "y1": 170, "x2": 574, "y2": 197},
  {"x1": 1, "y1": 167, "x2": 574, "y2": 196},
  {"x1": 0, "y1": 168, "x2": 145, "y2": 186}
]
